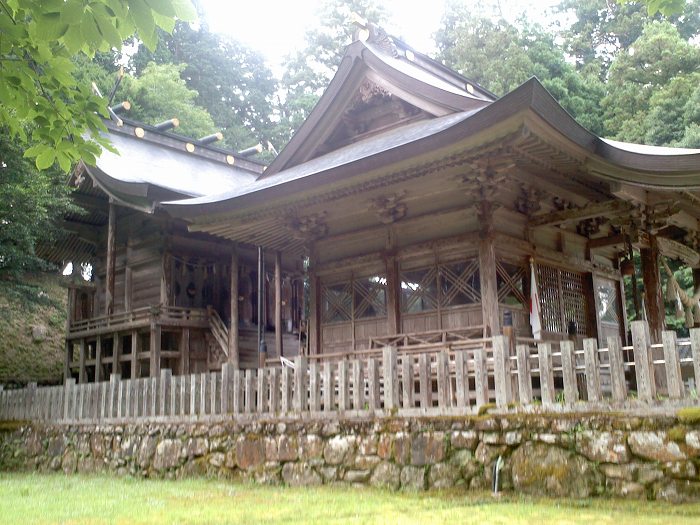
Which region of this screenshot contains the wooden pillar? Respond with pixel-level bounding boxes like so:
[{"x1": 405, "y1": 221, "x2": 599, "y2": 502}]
[
  {"x1": 694, "y1": 268, "x2": 700, "y2": 328},
  {"x1": 149, "y1": 322, "x2": 161, "y2": 378},
  {"x1": 124, "y1": 266, "x2": 132, "y2": 312},
  {"x1": 385, "y1": 255, "x2": 400, "y2": 335},
  {"x1": 640, "y1": 235, "x2": 664, "y2": 343},
  {"x1": 228, "y1": 247, "x2": 240, "y2": 367},
  {"x1": 160, "y1": 253, "x2": 168, "y2": 305},
  {"x1": 113, "y1": 333, "x2": 122, "y2": 376},
  {"x1": 308, "y1": 251, "x2": 320, "y2": 356},
  {"x1": 105, "y1": 200, "x2": 116, "y2": 316},
  {"x1": 64, "y1": 288, "x2": 75, "y2": 382},
  {"x1": 478, "y1": 202, "x2": 500, "y2": 338},
  {"x1": 180, "y1": 328, "x2": 190, "y2": 375},
  {"x1": 275, "y1": 251, "x2": 283, "y2": 359},
  {"x1": 131, "y1": 330, "x2": 139, "y2": 379},
  {"x1": 64, "y1": 340, "x2": 72, "y2": 382},
  {"x1": 95, "y1": 336, "x2": 102, "y2": 383},
  {"x1": 78, "y1": 339, "x2": 87, "y2": 384}
]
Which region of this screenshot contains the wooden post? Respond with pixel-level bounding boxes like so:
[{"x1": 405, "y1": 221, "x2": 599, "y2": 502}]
[
  {"x1": 436, "y1": 350, "x2": 451, "y2": 408},
  {"x1": 401, "y1": 357, "x2": 412, "y2": 409},
  {"x1": 281, "y1": 366, "x2": 292, "y2": 412},
  {"x1": 308, "y1": 362, "x2": 320, "y2": 411},
  {"x1": 221, "y1": 362, "x2": 234, "y2": 413},
  {"x1": 607, "y1": 336, "x2": 628, "y2": 402},
  {"x1": 244, "y1": 369, "x2": 254, "y2": 413},
  {"x1": 294, "y1": 355, "x2": 308, "y2": 411},
  {"x1": 516, "y1": 344, "x2": 534, "y2": 404},
  {"x1": 338, "y1": 360, "x2": 349, "y2": 411},
  {"x1": 631, "y1": 320, "x2": 656, "y2": 402},
  {"x1": 124, "y1": 265, "x2": 132, "y2": 312},
  {"x1": 385, "y1": 255, "x2": 400, "y2": 335},
  {"x1": 352, "y1": 359, "x2": 363, "y2": 410},
  {"x1": 257, "y1": 368, "x2": 268, "y2": 413},
  {"x1": 478, "y1": 202, "x2": 500, "y2": 338},
  {"x1": 537, "y1": 342, "x2": 555, "y2": 405},
  {"x1": 583, "y1": 338, "x2": 602, "y2": 402},
  {"x1": 367, "y1": 357, "x2": 379, "y2": 411},
  {"x1": 474, "y1": 347, "x2": 488, "y2": 407},
  {"x1": 492, "y1": 336, "x2": 509, "y2": 407},
  {"x1": 229, "y1": 248, "x2": 240, "y2": 367},
  {"x1": 106, "y1": 200, "x2": 116, "y2": 316},
  {"x1": 269, "y1": 367, "x2": 280, "y2": 413},
  {"x1": 662, "y1": 330, "x2": 684, "y2": 399},
  {"x1": 95, "y1": 336, "x2": 102, "y2": 383},
  {"x1": 455, "y1": 351, "x2": 468, "y2": 408},
  {"x1": 275, "y1": 251, "x2": 283, "y2": 359},
  {"x1": 232, "y1": 370, "x2": 243, "y2": 414},
  {"x1": 690, "y1": 328, "x2": 700, "y2": 391},
  {"x1": 382, "y1": 346, "x2": 399, "y2": 410},
  {"x1": 640, "y1": 236, "x2": 664, "y2": 343},
  {"x1": 78, "y1": 339, "x2": 87, "y2": 384},
  {"x1": 159, "y1": 369, "x2": 171, "y2": 416},
  {"x1": 63, "y1": 378, "x2": 76, "y2": 420},
  {"x1": 108, "y1": 374, "x2": 120, "y2": 419},
  {"x1": 180, "y1": 329, "x2": 190, "y2": 375},
  {"x1": 418, "y1": 353, "x2": 431, "y2": 409},
  {"x1": 559, "y1": 341, "x2": 578, "y2": 404},
  {"x1": 322, "y1": 361, "x2": 334, "y2": 411},
  {"x1": 149, "y1": 322, "x2": 161, "y2": 378}
]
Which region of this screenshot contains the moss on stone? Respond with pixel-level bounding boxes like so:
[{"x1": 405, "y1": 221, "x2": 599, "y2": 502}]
[
  {"x1": 668, "y1": 426, "x2": 687, "y2": 443},
  {"x1": 678, "y1": 407, "x2": 700, "y2": 425}
]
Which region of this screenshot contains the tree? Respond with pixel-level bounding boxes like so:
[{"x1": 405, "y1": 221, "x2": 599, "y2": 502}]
[
  {"x1": 435, "y1": 4, "x2": 606, "y2": 134},
  {"x1": 129, "y1": 22, "x2": 279, "y2": 151},
  {"x1": 0, "y1": 0, "x2": 195, "y2": 171},
  {"x1": 118, "y1": 62, "x2": 217, "y2": 140},
  {"x1": 601, "y1": 21, "x2": 700, "y2": 143},
  {"x1": 0, "y1": 137, "x2": 73, "y2": 278},
  {"x1": 279, "y1": 0, "x2": 388, "y2": 141}
]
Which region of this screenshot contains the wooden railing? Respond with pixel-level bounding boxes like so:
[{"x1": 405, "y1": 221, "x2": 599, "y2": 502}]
[
  {"x1": 207, "y1": 307, "x2": 229, "y2": 359},
  {"x1": 2, "y1": 321, "x2": 699, "y2": 424},
  {"x1": 68, "y1": 306, "x2": 209, "y2": 338},
  {"x1": 368, "y1": 326, "x2": 484, "y2": 349}
]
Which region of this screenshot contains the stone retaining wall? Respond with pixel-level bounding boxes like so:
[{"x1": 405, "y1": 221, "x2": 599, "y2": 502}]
[{"x1": 2, "y1": 413, "x2": 700, "y2": 501}]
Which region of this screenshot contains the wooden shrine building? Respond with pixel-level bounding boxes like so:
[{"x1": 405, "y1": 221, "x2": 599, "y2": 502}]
[
  {"x1": 43, "y1": 119, "x2": 303, "y2": 383},
  {"x1": 53, "y1": 24, "x2": 700, "y2": 383}
]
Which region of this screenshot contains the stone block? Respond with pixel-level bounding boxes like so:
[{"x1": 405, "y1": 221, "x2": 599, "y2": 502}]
[
  {"x1": 153, "y1": 439, "x2": 182, "y2": 471},
  {"x1": 628, "y1": 432, "x2": 686, "y2": 462},
  {"x1": 370, "y1": 462, "x2": 400, "y2": 490},
  {"x1": 235, "y1": 437, "x2": 265, "y2": 470},
  {"x1": 324, "y1": 435, "x2": 356, "y2": 465},
  {"x1": 282, "y1": 462, "x2": 322, "y2": 486},
  {"x1": 411, "y1": 432, "x2": 445, "y2": 466},
  {"x1": 400, "y1": 465, "x2": 426, "y2": 490},
  {"x1": 576, "y1": 431, "x2": 629, "y2": 464},
  {"x1": 450, "y1": 430, "x2": 478, "y2": 450},
  {"x1": 429, "y1": 462, "x2": 460, "y2": 489}
]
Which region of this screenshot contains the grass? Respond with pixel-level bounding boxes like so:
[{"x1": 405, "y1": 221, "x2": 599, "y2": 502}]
[
  {"x1": 1, "y1": 473, "x2": 700, "y2": 524},
  {"x1": 0, "y1": 272, "x2": 66, "y2": 386}
]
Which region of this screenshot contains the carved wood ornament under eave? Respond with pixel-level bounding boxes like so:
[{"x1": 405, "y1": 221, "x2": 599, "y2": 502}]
[
  {"x1": 284, "y1": 212, "x2": 329, "y2": 242},
  {"x1": 458, "y1": 161, "x2": 511, "y2": 202},
  {"x1": 369, "y1": 191, "x2": 408, "y2": 224}
]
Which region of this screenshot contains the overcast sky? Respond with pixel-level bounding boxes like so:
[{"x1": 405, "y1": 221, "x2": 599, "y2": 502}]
[{"x1": 198, "y1": 0, "x2": 562, "y2": 74}]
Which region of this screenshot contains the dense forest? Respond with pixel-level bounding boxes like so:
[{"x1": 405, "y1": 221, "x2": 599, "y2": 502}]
[{"x1": 2, "y1": 0, "x2": 699, "y2": 327}]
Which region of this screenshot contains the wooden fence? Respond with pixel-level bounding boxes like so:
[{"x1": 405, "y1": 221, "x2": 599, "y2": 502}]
[{"x1": 1, "y1": 321, "x2": 699, "y2": 424}]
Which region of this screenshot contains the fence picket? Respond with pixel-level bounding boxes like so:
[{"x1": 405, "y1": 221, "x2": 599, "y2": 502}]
[
  {"x1": 537, "y1": 342, "x2": 555, "y2": 405},
  {"x1": 662, "y1": 331, "x2": 684, "y2": 399},
  {"x1": 583, "y1": 339, "x2": 602, "y2": 402},
  {"x1": 516, "y1": 344, "x2": 534, "y2": 404}
]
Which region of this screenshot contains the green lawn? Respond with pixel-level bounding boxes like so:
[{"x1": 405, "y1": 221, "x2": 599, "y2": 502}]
[{"x1": 1, "y1": 473, "x2": 699, "y2": 525}]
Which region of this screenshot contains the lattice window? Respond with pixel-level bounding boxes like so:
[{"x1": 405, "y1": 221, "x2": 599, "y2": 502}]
[
  {"x1": 354, "y1": 276, "x2": 387, "y2": 319},
  {"x1": 321, "y1": 275, "x2": 387, "y2": 323},
  {"x1": 321, "y1": 282, "x2": 352, "y2": 323},
  {"x1": 496, "y1": 260, "x2": 527, "y2": 307},
  {"x1": 536, "y1": 263, "x2": 588, "y2": 335},
  {"x1": 596, "y1": 280, "x2": 620, "y2": 324},
  {"x1": 401, "y1": 259, "x2": 480, "y2": 313}
]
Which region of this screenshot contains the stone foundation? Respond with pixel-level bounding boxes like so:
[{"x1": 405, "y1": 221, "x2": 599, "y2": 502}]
[{"x1": 2, "y1": 412, "x2": 700, "y2": 501}]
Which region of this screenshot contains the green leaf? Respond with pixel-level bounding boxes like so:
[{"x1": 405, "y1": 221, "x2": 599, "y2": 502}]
[
  {"x1": 128, "y1": 0, "x2": 156, "y2": 48},
  {"x1": 170, "y1": 0, "x2": 196, "y2": 20},
  {"x1": 145, "y1": 0, "x2": 176, "y2": 17},
  {"x1": 35, "y1": 148, "x2": 56, "y2": 170}
]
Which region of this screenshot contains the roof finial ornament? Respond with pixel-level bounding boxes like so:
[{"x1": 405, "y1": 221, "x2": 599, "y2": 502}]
[{"x1": 351, "y1": 13, "x2": 399, "y2": 57}]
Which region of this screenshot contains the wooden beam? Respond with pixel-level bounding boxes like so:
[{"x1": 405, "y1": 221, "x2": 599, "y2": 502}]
[
  {"x1": 124, "y1": 266, "x2": 132, "y2": 312},
  {"x1": 308, "y1": 263, "x2": 319, "y2": 356},
  {"x1": 275, "y1": 251, "x2": 283, "y2": 359},
  {"x1": 105, "y1": 201, "x2": 116, "y2": 316},
  {"x1": 588, "y1": 232, "x2": 636, "y2": 251},
  {"x1": 94, "y1": 336, "x2": 102, "y2": 383},
  {"x1": 113, "y1": 332, "x2": 122, "y2": 376},
  {"x1": 78, "y1": 339, "x2": 87, "y2": 384},
  {"x1": 229, "y1": 247, "x2": 240, "y2": 367},
  {"x1": 641, "y1": 235, "x2": 664, "y2": 344},
  {"x1": 180, "y1": 328, "x2": 190, "y2": 375},
  {"x1": 529, "y1": 200, "x2": 634, "y2": 228}
]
